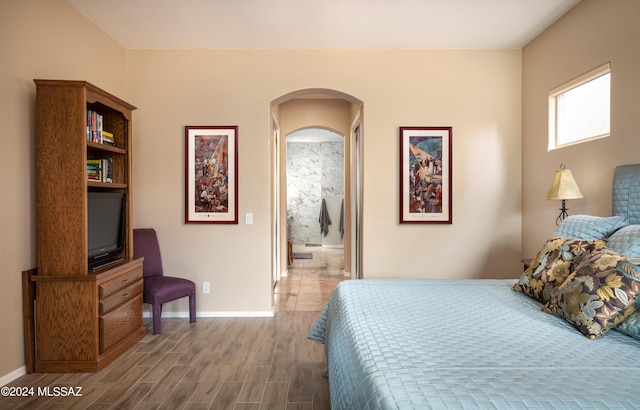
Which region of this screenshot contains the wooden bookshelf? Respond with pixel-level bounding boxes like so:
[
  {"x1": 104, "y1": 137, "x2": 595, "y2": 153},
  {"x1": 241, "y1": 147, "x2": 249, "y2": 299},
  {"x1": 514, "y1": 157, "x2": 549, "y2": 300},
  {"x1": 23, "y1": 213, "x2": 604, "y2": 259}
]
[{"x1": 24, "y1": 80, "x2": 145, "y2": 372}]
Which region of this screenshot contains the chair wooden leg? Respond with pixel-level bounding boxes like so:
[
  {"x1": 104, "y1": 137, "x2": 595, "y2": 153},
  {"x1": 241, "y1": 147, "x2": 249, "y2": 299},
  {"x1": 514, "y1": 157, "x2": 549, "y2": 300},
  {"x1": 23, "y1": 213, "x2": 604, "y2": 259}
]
[{"x1": 189, "y1": 293, "x2": 196, "y2": 324}]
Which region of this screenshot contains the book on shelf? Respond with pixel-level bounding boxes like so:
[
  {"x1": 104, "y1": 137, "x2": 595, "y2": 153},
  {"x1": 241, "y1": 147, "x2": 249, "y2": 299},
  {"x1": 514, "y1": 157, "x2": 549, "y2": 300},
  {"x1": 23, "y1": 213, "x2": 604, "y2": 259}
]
[
  {"x1": 87, "y1": 159, "x2": 102, "y2": 181},
  {"x1": 86, "y1": 158, "x2": 113, "y2": 183},
  {"x1": 101, "y1": 131, "x2": 115, "y2": 146},
  {"x1": 86, "y1": 109, "x2": 107, "y2": 143},
  {"x1": 103, "y1": 158, "x2": 112, "y2": 182}
]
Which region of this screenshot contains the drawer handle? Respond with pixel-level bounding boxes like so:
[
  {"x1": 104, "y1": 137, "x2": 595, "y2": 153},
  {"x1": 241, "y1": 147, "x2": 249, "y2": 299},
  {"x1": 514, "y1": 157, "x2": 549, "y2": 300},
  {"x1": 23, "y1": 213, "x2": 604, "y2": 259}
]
[
  {"x1": 121, "y1": 320, "x2": 129, "y2": 325},
  {"x1": 122, "y1": 279, "x2": 129, "y2": 284},
  {"x1": 121, "y1": 293, "x2": 129, "y2": 299}
]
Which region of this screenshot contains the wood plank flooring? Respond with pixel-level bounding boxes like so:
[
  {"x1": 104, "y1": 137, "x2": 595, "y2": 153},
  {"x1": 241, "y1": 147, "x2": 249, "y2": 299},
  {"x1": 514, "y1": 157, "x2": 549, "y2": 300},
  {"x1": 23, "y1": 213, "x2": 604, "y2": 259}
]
[{"x1": 1, "y1": 246, "x2": 345, "y2": 410}]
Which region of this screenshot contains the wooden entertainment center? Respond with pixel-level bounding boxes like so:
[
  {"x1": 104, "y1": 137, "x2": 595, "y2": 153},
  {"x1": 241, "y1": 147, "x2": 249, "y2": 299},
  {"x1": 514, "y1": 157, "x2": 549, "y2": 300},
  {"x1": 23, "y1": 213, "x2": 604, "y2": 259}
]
[{"x1": 23, "y1": 80, "x2": 145, "y2": 373}]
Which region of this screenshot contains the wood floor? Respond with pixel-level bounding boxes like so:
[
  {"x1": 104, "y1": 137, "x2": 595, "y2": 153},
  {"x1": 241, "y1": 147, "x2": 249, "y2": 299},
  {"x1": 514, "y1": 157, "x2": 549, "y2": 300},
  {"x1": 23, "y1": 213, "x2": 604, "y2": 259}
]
[{"x1": 1, "y1": 246, "x2": 346, "y2": 410}]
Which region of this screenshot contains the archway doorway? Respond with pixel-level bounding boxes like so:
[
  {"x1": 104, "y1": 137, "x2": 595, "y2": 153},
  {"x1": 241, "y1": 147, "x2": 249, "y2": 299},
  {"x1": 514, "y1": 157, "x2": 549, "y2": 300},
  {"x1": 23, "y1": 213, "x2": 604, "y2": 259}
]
[
  {"x1": 286, "y1": 127, "x2": 344, "y2": 246},
  {"x1": 270, "y1": 89, "x2": 363, "y2": 308}
]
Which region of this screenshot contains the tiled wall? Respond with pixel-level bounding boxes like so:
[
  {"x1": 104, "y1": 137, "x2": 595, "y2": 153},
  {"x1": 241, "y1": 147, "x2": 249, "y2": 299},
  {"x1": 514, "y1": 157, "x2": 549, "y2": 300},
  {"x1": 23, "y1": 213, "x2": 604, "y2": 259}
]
[{"x1": 286, "y1": 140, "x2": 344, "y2": 245}]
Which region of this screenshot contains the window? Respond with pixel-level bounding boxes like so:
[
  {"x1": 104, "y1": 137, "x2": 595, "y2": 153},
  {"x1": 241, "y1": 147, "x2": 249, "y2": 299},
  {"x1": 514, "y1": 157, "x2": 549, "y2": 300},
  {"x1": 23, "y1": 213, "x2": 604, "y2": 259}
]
[{"x1": 548, "y1": 63, "x2": 610, "y2": 150}]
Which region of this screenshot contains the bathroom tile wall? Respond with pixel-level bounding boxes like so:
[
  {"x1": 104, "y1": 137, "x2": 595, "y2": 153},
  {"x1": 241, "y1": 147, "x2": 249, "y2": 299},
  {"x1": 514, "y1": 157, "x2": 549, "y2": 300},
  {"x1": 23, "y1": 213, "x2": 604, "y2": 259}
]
[{"x1": 287, "y1": 140, "x2": 344, "y2": 245}]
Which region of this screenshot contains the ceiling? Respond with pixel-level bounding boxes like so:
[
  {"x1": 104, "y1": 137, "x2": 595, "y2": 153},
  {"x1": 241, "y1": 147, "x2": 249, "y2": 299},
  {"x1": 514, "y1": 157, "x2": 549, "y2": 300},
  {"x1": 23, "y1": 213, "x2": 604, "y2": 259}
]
[{"x1": 67, "y1": 0, "x2": 581, "y2": 50}]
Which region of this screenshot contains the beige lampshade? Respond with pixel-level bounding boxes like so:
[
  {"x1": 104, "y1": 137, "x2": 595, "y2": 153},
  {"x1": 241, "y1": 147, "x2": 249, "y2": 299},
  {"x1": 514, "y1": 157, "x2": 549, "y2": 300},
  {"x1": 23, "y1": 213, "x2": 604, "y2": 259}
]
[{"x1": 545, "y1": 165, "x2": 584, "y2": 200}]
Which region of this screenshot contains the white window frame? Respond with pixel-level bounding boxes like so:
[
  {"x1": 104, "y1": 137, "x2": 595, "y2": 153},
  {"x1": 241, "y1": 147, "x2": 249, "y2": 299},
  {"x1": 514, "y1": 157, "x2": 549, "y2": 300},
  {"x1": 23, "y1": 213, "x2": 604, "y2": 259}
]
[{"x1": 548, "y1": 62, "x2": 611, "y2": 150}]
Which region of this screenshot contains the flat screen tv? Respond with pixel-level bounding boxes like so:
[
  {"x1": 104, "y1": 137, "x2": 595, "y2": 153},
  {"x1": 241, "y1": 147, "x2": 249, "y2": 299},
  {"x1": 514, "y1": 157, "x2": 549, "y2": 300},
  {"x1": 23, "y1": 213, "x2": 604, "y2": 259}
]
[{"x1": 87, "y1": 192, "x2": 126, "y2": 270}]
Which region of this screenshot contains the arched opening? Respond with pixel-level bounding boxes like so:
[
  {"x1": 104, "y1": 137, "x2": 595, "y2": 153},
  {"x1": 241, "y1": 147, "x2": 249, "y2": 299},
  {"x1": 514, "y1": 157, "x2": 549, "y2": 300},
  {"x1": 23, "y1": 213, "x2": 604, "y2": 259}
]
[
  {"x1": 270, "y1": 89, "x2": 363, "y2": 309},
  {"x1": 286, "y1": 127, "x2": 344, "y2": 252}
]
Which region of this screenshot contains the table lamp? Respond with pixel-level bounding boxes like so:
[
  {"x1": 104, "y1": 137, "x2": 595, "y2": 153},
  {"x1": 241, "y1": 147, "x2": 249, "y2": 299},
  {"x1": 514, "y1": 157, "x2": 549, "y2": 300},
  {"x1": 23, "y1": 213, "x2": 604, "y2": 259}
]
[{"x1": 546, "y1": 164, "x2": 584, "y2": 225}]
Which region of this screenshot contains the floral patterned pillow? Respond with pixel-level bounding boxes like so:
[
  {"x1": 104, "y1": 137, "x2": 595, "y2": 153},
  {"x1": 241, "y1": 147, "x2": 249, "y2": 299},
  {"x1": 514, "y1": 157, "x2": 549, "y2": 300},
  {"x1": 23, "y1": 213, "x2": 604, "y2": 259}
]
[
  {"x1": 512, "y1": 235, "x2": 604, "y2": 303},
  {"x1": 542, "y1": 248, "x2": 640, "y2": 339},
  {"x1": 616, "y1": 309, "x2": 640, "y2": 340}
]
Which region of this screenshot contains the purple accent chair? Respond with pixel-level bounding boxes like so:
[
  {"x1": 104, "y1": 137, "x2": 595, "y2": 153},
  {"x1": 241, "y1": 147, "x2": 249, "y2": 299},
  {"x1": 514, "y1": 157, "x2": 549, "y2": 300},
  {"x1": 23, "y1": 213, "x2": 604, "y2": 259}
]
[{"x1": 133, "y1": 228, "x2": 196, "y2": 335}]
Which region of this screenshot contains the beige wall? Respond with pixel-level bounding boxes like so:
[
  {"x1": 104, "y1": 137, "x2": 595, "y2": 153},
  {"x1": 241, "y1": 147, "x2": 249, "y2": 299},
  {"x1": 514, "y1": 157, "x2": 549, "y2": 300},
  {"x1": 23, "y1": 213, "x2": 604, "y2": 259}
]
[
  {"x1": 127, "y1": 48, "x2": 523, "y2": 322},
  {"x1": 279, "y1": 99, "x2": 354, "y2": 137},
  {"x1": 2, "y1": 1, "x2": 523, "y2": 381},
  {"x1": 522, "y1": 0, "x2": 640, "y2": 257},
  {"x1": 0, "y1": 0, "x2": 127, "y2": 382}
]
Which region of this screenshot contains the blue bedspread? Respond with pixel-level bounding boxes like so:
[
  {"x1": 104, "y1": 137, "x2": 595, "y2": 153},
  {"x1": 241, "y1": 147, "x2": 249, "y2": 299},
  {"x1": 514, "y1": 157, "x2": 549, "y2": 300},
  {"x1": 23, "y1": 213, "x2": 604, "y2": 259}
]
[{"x1": 309, "y1": 279, "x2": 640, "y2": 409}]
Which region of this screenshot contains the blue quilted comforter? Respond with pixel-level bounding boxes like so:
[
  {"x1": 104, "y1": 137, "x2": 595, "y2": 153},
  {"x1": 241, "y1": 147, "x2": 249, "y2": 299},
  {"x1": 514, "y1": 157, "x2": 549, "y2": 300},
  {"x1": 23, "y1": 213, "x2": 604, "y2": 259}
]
[{"x1": 309, "y1": 279, "x2": 640, "y2": 409}]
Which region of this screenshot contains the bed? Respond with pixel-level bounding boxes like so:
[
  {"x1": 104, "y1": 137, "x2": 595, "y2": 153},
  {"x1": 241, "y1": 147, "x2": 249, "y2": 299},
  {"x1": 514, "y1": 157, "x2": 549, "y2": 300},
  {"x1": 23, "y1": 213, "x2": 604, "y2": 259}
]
[{"x1": 309, "y1": 164, "x2": 640, "y2": 409}]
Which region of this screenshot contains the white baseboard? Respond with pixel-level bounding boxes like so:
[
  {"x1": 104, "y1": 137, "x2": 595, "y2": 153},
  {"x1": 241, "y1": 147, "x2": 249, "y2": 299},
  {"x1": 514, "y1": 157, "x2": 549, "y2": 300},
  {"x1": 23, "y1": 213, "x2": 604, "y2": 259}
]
[
  {"x1": 198, "y1": 311, "x2": 275, "y2": 318},
  {"x1": 1, "y1": 366, "x2": 26, "y2": 386},
  {"x1": 143, "y1": 310, "x2": 274, "y2": 318}
]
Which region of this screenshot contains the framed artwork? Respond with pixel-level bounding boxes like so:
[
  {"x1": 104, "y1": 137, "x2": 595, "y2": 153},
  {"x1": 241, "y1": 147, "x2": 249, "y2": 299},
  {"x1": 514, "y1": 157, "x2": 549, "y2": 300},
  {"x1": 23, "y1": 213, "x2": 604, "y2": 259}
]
[
  {"x1": 185, "y1": 126, "x2": 238, "y2": 224},
  {"x1": 399, "y1": 126, "x2": 452, "y2": 224}
]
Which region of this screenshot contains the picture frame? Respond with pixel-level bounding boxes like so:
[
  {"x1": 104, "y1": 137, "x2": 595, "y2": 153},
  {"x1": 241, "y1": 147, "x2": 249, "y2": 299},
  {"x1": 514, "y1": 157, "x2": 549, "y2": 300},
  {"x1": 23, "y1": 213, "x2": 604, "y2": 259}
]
[
  {"x1": 185, "y1": 126, "x2": 238, "y2": 224},
  {"x1": 399, "y1": 126, "x2": 452, "y2": 224}
]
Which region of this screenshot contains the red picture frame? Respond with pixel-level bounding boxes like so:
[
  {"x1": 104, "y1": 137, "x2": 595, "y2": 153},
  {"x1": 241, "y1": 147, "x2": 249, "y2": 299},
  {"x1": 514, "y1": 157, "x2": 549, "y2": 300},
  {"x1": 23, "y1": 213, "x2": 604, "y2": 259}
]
[
  {"x1": 399, "y1": 126, "x2": 452, "y2": 224},
  {"x1": 185, "y1": 126, "x2": 238, "y2": 224}
]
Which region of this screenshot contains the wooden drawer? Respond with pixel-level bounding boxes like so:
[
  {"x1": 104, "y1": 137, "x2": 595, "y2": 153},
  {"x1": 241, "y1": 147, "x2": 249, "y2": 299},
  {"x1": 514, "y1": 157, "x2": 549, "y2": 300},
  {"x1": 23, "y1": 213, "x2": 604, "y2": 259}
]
[
  {"x1": 100, "y1": 294, "x2": 143, "y2": 353},
  {"x1": 99, "y1": 267, "x2": 142, "y2": 299},
  {"x1": 99, "y1": 279, "x2": 143, "y2": 315}
]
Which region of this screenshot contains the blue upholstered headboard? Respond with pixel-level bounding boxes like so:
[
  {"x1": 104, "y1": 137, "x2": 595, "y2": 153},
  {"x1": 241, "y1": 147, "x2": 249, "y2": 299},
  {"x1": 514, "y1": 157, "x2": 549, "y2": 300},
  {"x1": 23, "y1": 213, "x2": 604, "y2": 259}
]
[{"x1": 612, "y1": 164, "x2": 640, "y2": 224}]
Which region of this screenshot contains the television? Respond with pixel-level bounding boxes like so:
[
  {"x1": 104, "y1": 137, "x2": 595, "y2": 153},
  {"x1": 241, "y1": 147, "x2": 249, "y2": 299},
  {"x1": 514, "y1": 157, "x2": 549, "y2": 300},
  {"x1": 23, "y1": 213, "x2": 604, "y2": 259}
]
[{"x1": 87, "y1": 191, "x2": 126, "y2": 270}]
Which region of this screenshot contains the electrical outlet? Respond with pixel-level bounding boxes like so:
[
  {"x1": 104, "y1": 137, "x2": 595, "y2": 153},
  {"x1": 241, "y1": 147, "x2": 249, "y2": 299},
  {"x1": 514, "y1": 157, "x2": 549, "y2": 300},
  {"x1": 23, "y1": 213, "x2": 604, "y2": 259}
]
[{"x1": 202, "y1": 281, "x2": 210, "y2": 294}]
